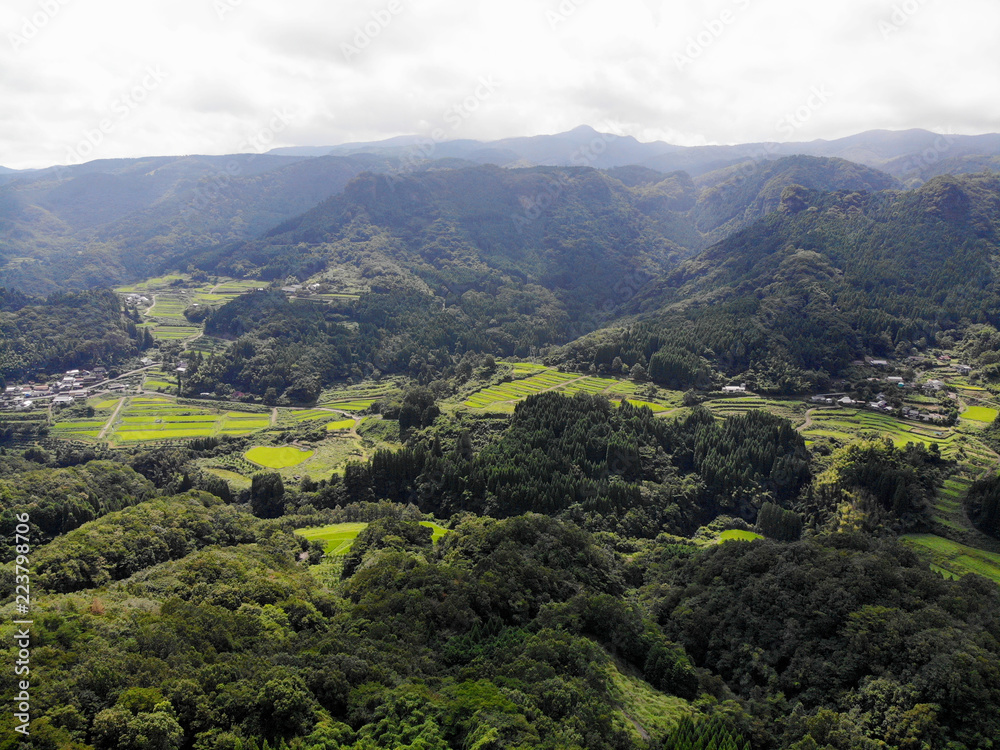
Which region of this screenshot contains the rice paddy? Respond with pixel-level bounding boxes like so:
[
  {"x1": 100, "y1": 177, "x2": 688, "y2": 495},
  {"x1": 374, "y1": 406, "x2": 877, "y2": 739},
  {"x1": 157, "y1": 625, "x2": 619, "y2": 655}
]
[
  {"x1": 294, "y1": 521, "x2": 450, "y2": 555},
  {"x1": 962, "y1": 406, "x2": 999, "y2": 423},
  {"x1": 719, "y1": 530, "x2": 764, "y2": 543},
  {"x1": 800, "y1": 408, "x2": 959, "y2": 454},
  {"x1": 107, "y1": 397, "x2": 271, "y2": 443},
  {"x1": 245, "y1": 445, "x2": 315, "y2": 469},
  {"x1": 151, "y1": 325, "x2": 200, "y2": 341},
  {"x1": 901, "y1": 534, "x2": 1000, "y2": 584}
]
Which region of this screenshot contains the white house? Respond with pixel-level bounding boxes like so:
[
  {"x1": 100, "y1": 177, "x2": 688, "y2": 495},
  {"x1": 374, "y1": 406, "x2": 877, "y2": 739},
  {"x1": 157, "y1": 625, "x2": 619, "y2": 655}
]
[{"x1": 722, "y1": 385, "x2": 747, "y2": 394}]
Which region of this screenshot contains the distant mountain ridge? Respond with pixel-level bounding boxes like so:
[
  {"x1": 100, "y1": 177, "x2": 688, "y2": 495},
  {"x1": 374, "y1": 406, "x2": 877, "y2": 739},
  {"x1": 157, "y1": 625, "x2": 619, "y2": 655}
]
[
  {"x1": 1, "y1": 126, "x2": 998, "y2": 296},
  {"x1": 268, "y1": 126, "x2": 1000, "y2": 181}
]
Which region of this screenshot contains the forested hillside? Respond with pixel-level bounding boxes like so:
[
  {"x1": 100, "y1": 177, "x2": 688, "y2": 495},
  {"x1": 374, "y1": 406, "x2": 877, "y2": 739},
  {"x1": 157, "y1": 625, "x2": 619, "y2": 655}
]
[
  {"x1": 0, "y1": 289, "x2": 149, "y2": 381},
  {"x1": 562, "y1": 172, "x2": 1000, "y2": 392}
]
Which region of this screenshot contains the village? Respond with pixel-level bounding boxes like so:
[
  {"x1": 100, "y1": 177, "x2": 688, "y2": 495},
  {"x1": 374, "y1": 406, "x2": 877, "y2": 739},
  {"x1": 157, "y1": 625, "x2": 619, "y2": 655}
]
[
  {"x1": 805, "y1": 356, "x2": 975, "y2": 424},
  {"x1": 0, "y1": 366, "x2": 123, "y2": 412}
]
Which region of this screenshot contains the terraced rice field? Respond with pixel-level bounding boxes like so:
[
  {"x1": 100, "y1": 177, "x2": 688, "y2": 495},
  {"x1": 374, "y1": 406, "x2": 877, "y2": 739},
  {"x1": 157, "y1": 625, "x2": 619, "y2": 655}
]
[
  {"x1": 286, "y1": 409, "x2": 347, "y2": 425},
  {"x1": 147, "y1": 294, "x2": 189, "y2": 321},
  {"x1": 110, "y1": 397, "x2": 270, "y2": 442},
  {"x1": 324, "y1": 400, "x2": 375, "y2": 412},
  {"x1": 48, "y1": 419, "x2": 106, "y2": 439},
  {"x1": 707, "y1": 397, "x2": 805, "y2": 422},
  {"x1": 901, "y1": 534, "x2": 1000, "y2": 584},
  {"x1": 294, "y1": 521, "x2": 450, "y2": 555},
  {"x1": 462, "y1": 368, "x2": 678, "y2": 413},
  {"x1": 151, "y1": 325, "x2": 200, "y2": 341},
  {"x1": 143, "y1": 369, "x2": 178, "y2": 393},
  {"x1": 463, "y1": 370, "x2": 580, "y2": 408},
  {"x1": 326, "y1": 419, "x2": 355, "y2": 431},
  {"x1": 719, "y1": 530, "x2": 764, "y2": 543},
  {"x1": 801, "y1": 408, "x2": 958, "y2": 453},
  {"x1": 962, "y1": 406, "x2": 999, "y2": 423},
  {"x1": 245, "y1": 445, "x2": 315, "y2": 469}
]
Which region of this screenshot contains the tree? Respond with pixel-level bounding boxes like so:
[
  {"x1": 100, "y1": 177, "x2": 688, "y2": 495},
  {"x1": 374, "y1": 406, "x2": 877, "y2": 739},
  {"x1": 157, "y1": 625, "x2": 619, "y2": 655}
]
[{"x1": 250, "y1": 473, "x2": 285, "y2": 518}]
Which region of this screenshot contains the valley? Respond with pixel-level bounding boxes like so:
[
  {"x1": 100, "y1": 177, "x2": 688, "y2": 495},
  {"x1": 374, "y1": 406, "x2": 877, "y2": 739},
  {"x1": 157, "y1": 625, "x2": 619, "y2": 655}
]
[{"x1": 3, "y1": 138, "x2": 1000, "y2": 749}]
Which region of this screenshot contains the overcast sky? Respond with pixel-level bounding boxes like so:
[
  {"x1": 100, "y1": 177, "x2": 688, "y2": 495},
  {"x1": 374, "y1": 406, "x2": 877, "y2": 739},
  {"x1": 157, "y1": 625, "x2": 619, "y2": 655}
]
[{"x1": 1, "y1": 0, "x2": 998, "y2": 169}]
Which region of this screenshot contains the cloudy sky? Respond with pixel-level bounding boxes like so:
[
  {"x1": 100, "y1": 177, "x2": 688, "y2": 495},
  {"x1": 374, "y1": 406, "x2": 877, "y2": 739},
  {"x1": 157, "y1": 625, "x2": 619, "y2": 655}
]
[{"x1": 1, "y1": 0, "x2": 998, "y2": 169}]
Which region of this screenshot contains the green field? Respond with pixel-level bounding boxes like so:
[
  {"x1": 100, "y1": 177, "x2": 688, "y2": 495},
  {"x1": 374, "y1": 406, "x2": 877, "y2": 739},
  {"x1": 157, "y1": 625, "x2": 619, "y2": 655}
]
[
  {"x1": 294, "y1": 521, "x2": 450, "y2": 555},
  {"x1": 901, "y1": 534, "x2": 1000, "y2": 584},
  {"x1": 801, "y1": 408, "x2": 958, "y2": 454},
  {"x1": 719, "y1": 530, "x2": 765, "y2": 543},
  {"x1": 151, "y1": 325, "x2": 200, "y2": 341},
  {"x1": 462, "y1": 368, "x2": 675, "y2": 413},
  {"x1": 326, "y1": 419, "x2": 355, "y2": 431},
  {"x1": 962, "y1": 406, "x2": 999, "y2": 423},
  {"x1": 107, "y1": 397, "x2": 271, "y2": 443},
  {"x1": 245, "y1": 445, "x2": 315, "y2": 469}
]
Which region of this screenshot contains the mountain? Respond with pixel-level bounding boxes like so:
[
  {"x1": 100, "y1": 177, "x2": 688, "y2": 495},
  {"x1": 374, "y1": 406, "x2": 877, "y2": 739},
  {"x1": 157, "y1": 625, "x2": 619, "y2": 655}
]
[
  {"x1": 269, "y1": 126, "x2": 1000, "y2": 179},
  {"x1": 0, "y1": 153, "x2": 398, "y2": 294},
  {"x1": 692, "y1": 155, "x2": 900, "y2": 240},
  {"x1": 559, "y1": 172, "x2": 1000, "y2": 392},
  {"x1": 188, "y1": 164, "x2": 703, "y2": 339}
]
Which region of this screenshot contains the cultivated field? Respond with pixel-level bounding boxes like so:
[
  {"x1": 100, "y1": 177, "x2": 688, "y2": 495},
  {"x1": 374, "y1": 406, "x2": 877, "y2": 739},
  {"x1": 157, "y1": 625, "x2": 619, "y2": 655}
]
[
  {"x1": 462, "y1": 367, "x2": 678, "y2": 412},
  {"x1": 962, "y1": 406, "x2": 999, "y2": 423},
  {"x1": 294, "y1": 521, "x2": 450, "y2": 556},
  {"x1": 800, "y1": 408, "x2": 959, "y2": 453},
  {"x1": 901, "y1": 534, "x2": 1000, "y2": 584},
  {"x1": 108, "y1": 397, "x2": 270, "y2": 443},
  {"x1": 245, "y1": 445, "x2": 316, "y2": 469}
]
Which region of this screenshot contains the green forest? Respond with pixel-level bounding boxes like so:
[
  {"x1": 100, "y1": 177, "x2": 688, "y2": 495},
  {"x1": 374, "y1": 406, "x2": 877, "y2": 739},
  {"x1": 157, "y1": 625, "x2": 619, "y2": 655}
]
[{"x1": 3, "y1": 155, "x2": 1000, "y2": 749}]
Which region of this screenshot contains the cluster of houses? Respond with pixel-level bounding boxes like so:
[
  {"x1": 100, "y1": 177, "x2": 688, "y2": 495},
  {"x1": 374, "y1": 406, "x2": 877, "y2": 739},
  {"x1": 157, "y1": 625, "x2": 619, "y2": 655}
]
[
  {"x1": 0, "y1": 368, "x2": 109, "y2": 412},
  {"x1": 123, "y1": 294, "x2": 152, "y2": 307},
  {"x1": 811, "y1": 388, "x2": 948, "y2": 423}
]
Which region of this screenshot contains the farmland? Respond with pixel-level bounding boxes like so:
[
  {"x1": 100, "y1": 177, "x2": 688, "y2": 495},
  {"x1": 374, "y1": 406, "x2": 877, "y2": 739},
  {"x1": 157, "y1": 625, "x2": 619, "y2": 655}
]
[
  {"x1": 962, "y1": 405, "x2": 999, "y2": 423},
  {"x1": 294, "y1": 521, "x2": 450, "y2": 556},
  {"x1": 245, "y1": 445, "x2": 316, "y2": 469},
  {"x1": 799, "y1": 408, "x2": 959, "y2": 454},
  {"x1": 901, "y1": 534, "x2": 1000, "y2": 584},
  {"x1": 719, "y1": 530, "x2": 765, "y2": 543},
  {"x1": 461, "y1": 367, "x2": 679, "y2": 413},
  {"x1": 108, "y1": 397, "x2": 271, "y2": 443}
]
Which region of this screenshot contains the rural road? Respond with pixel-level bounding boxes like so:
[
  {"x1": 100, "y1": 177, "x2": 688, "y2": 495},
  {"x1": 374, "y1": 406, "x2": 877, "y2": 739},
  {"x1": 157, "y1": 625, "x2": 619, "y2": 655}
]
[{"x1": 98, "y1": 397, "x2": 126, "y2": 440}]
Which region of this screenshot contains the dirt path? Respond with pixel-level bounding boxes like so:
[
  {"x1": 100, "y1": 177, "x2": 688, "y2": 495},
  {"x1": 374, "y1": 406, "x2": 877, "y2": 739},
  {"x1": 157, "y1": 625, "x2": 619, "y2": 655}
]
[
  {"x1": 797, "y1": 408, "x2": 817, "y2": 432},
  {"x1": 271, "y1": 408, "x2": 278, "y2": 426},
  {"x1": 98, "y1": 397, "x2": 126, "y2": 441}
]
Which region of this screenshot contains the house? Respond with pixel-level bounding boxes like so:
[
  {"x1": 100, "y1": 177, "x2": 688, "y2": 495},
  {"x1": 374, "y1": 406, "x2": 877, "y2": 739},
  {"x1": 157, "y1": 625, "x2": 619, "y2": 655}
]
[
  {"x1": 924, "y1": 380, "x2": 944, "y2": 391},
  {"x1": 722, "y1": 385, "x2": 747, "y2": 394},
  {"x1": 69, "y1": 390, "x2": 88, "y2": 400},
  {"x1": 887, "y1": 377, "x2": 904, "y2": 385},
  {"x1": 838, "y1": 396, "x2": 856, "y2": 406},
  {"x1": 53, "y1": 395, "x2": 74, "y2": 406},
  {"x1": 15, "y1": 400, "x2": 33, "y2": 411},
  {"x1": 868, "y1": 359, "x2": 889, "y2": 367},
  {"x1": 955, "y1": 364, "x2": 972, "y2": 375}
]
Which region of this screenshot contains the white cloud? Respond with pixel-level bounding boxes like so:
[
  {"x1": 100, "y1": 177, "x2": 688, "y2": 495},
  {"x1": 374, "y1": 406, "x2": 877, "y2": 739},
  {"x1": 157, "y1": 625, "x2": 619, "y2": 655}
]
[{"x1": 0, "y1": 0, "x2": 997, "y2": 168}]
